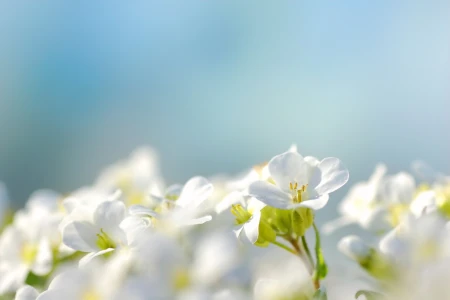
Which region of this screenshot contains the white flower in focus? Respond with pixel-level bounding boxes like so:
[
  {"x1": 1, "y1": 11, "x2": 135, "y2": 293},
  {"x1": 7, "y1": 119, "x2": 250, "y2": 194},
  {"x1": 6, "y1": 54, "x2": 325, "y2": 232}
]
[{"x1": 249, "y1": 150, "x2": 349, "y2": 210}]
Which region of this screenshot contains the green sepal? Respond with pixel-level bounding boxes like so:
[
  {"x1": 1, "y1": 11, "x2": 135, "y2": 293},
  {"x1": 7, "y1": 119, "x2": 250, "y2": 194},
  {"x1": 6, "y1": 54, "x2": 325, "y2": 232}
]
[
  {"x1": 261, "y1": 206, "x2": 291, "y2": 235},
  {"x1": 254, "y1": 218, "x2": 277, "y2": 247}
]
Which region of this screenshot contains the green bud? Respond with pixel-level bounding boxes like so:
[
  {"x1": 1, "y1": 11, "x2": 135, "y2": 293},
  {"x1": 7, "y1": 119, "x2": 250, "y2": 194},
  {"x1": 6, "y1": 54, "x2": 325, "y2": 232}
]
[
  {"x1": 254, "y1": 218, "x2": 277, "y2": 247},
  {"x1": 291, "y1": 208, "x2": 313, "y2": 238},
  {"x1": 261, "y1": 206, "x2": 291, "y2": 235},
  {"x1": 291, "y1": 210, "x2": 306, "y2": 237},
  {"x1": 437, "y1": 193, "x2": 450, "y2": 218}
]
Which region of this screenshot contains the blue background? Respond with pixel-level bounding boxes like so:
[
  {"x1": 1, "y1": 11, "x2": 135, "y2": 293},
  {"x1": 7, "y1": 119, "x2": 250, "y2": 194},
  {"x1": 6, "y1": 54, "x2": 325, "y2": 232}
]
[{"x1": 0, "y1": 1, "x2": 449, "y2": 213}]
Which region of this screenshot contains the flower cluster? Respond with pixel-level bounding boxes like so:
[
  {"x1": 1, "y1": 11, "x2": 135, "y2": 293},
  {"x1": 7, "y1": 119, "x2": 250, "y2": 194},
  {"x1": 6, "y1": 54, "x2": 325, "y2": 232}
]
[
  {"x1": 334, "y1": 161, "x2": 450, "y2": 300},
  {"x1": 3, "y1": 144, "x2": 448, "y2": 300},
  {"x1": 0, "y1": 146, "x2": 351, "y2": 300}
]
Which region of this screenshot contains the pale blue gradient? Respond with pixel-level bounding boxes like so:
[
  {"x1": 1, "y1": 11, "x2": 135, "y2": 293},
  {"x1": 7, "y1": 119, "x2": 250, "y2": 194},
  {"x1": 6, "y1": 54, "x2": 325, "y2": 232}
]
[{"x1": 0, "y1": 1, "x2": 449, "y2": 215}]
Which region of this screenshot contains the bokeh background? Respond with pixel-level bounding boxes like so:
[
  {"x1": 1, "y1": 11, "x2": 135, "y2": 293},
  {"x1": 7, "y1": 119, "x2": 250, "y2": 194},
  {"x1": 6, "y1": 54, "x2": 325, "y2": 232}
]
[{"x1": 0, "y1": 2, "x2": 449, "y2": 281}]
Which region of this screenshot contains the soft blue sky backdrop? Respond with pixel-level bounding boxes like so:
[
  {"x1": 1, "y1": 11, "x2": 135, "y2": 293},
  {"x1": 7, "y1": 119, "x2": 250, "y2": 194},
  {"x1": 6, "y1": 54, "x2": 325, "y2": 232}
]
[{"x1": 0, "y1": 1, "x2": 449, "y2": 214}]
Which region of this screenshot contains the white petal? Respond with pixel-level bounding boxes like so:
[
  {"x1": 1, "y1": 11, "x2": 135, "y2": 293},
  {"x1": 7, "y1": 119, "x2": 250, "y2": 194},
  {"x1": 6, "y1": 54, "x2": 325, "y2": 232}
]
[
  {"x1": 289, "y1": 194, "x2": 329, "y2": 210},
  {"x1": 268, "y1": 151, "x2": 308, "y2": 192},
  {"x1": 244, "y1": 210, "x2": 261, "y2": 244},
  {"x1": 129, "y1": 205, "x2": 158, "y2": 217},
  {"x1": 314, "y1": 158, "x2": 349, "y2": 195},
  {"x1": 177, "y1": 176, "x2": 213, "y2": 208},
  {"x1": 368, "y1": 164, "x2": 387, "y2": 185},
  {"x1": 183, "y1": 215, "x2": 213, "y2": 226},
  {"x1": 62, "y1": 221, "x2": 99, "y2": 252},
  {"x1": 79, "y1": 248, "x2": 115, "y2": 267},
  {"x1": 410, "y1": 191, "x2": 438, "y2": 217},
  {"x1": 165, "y1": 184, "x2": 183, "y2": 198},
  {"x1": 379, "y1": 228, "x2": 405, "y2": 258},
  {"x1": 288, "y1": 144, "x2": 298, "y2": 153},
  {"x1": 120, "y1": 215, "x2": 151, "y2": 245},
  {"x1": 15, "y1": 285, "x2": 39, "y2": 300},
  {"x1": 94, "y1": 200, "x2": 127, "y2": 231},
  {"x1": 0, "y1": 265, "x2": 29, "y2": 294},
  {"x1": 322, "y1": 216, "x2": 355, "y2": 235},
  {"x1": 215, "y1": 192, "x2": 246, "y2": 214},
  {"x1": 304, "y1": 156, "x2": 320, "y2": 167},
  {"x1": 338, "y1": 235, "x2": 371, "y2": 262},
  {"x1": 248, "y1": 181, "x2": 292, "y2": 209},
  {"x1": 382, "y1": 172, "x2": 415, "y2": 204},
  {"x1": 233, "y1": 226, "x2": 244, "y2": 240},
  {"x1": 31, "y1": 238, "x2": 53, "y2": 276},
  {"x1": 360, "y1": 207, "x2": 392, "y2": 233},
  {"x1": 37, "y1": 289, "x2": 79, "y2": 300},
  {"x1": 246, "y1": 198, "x2": 266, "y2": 214}
]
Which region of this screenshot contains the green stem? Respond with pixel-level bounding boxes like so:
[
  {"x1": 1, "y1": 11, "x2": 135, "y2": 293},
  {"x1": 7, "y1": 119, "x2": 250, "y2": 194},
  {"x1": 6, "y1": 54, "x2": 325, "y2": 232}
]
[
  {"x1": 312, "y1": 222, "x2": 327, "y2": 289},
  {"x1": 271, "y1": 240, "x2": 298, "y2": 255},
  {"x1": 301, "y1": 235, "x2": 314, "y2": 267}
]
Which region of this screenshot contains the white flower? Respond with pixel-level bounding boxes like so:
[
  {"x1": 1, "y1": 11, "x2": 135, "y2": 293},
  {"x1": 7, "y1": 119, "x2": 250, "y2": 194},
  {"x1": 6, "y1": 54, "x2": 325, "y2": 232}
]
[
  {"x1": 190, "y1": 232, "x2": 240, "y2": 286},
  {"x1": 95, "y1": 147, "x2": 164, "y2": 206},
  {"x1": 379, "y1": 214, "x2": 450, "y2": 268},
  {"x1": 62, "y1": 199, "x2": 149, "y2": 266},
  {"x1": 37, "y1": 259, "x2": 130, "y2": 300},
  {"x1": 0, "y1": 190, "x2": 63, "y2": 294},
  {"x1": 249, "y1": 150, "x2": 349, "y2": 210},
  {"x1": 130, "y1": 176, "x2": 214, "y2": 228},
  {"x1": 324, "y1": 166, "x2": 417, "y2": 234},
  {"x1": 253, "y1": 254, "x2": 314, "y2": 300},
  {"x1": 219, "y1": 192, "x2": 266, "y2": 244}
]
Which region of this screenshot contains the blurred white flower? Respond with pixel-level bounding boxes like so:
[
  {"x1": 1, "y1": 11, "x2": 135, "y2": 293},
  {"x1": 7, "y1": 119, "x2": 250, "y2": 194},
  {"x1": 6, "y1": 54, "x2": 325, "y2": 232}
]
[
  {"x1": 324, "y1": 166, "x2": 418, "y2": 234},
  {"x1": 253, "y1": 253, "x2": 314, "y2": 300},
  {"x1": 95, "y1": 147, "x2": 164, "y2": 206},
  {"x1": 130, "y1": 176, "x2": 214, "y2": 230},
  {"x1": 0, "y1": 190, "x2": 63, "y2": 294}
]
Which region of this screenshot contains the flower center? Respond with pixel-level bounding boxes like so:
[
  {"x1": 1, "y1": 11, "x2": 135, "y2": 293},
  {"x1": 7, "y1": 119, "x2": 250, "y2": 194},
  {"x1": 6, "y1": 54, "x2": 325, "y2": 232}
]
[
  {"x1": 289, "y1": 182, "x2": 308, "y2": 203},
  {"x1": 388, "y1": 203, "x2": 409, "y2": 227},
  {"x1": 83, "y1": 290, "x2": 101, "y2": 300},
  {"x1": 96, "y1": 229, "x2": 116, "y2": 250},
  {"x1": 173, "y1": 268, "x2": 190, "y2": 290},
  {"x1": 231, "y1": 204, "x2": 252, "y2": 224},
  {"x1": 21, "y1": 243, "x2": 38, "y2": 265}
]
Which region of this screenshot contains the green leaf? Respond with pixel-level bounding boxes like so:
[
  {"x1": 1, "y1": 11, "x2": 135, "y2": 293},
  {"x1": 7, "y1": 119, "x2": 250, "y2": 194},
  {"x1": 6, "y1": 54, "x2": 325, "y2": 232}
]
[{"x1": 355, "y1": 290, "x2": 385, "y2": 300}]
